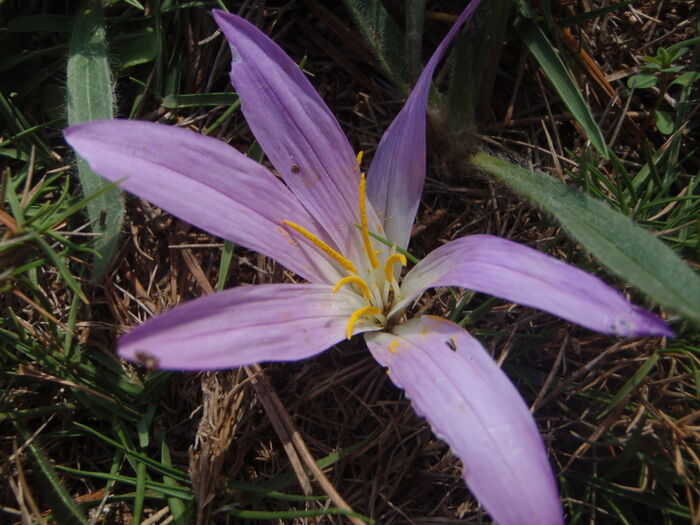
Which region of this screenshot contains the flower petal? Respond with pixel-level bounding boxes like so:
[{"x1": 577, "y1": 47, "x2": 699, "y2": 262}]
[
  {"x1": 118, "y1": 283, "x2": 377, "y2": 370},
  {"x1": 365, "y1": 316, "x2": 563, "y2": 525},
  {"x1": 366, "y1": 0, "x2": 483, "y2": 250},
  {"x1": 397, "y1": 235, "x2": 672, "y2": 336},
  {"x1": 64, "y1": 120, "x2": 341, "y2": 284},
  {"x1": 213, "y1": 10, "x2": 378, "y2": 256}
]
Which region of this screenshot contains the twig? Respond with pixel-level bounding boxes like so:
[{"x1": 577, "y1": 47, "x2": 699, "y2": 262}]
[{"x1": 247, "y1": 364, "x2": 366, "y2": 525}]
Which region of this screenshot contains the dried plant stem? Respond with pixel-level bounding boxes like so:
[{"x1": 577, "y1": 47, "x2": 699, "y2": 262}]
[
  {"x1": 245, "y1": 366, "x2": 313, "y2": 495},
  {"x1": 246, "y1": 364, "x2": 365, "y2": 525}
]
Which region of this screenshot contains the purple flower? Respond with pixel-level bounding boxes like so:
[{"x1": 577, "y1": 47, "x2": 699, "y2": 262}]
[{"x1": 64, "y1": 5, "x2": 671, "y2": 524}]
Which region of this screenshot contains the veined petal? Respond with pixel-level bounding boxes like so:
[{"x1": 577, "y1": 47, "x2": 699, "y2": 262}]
[
  {"x1": 213, "y1": 10, "x2": 381, "y2": 258},
  {"x1": 396, "y1": 235, "x2": 672, "y2": 336},
  {"x1": 118, "y1": 284, "x2": 378, "y2": 370},
  {"x1": 366, "y1": 0, "x2": 483, "y2": 250},
  {"x1": 64, "y1": 120, "x2": 341, "y2": 284},
  {"x1": 365, "y1": 316, "x2": 563, "y2": 525}
]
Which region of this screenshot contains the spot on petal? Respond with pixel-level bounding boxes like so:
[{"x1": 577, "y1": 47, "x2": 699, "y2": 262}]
[{"x1": 388, "y1": 338, "x2": 401, "y2": 354}]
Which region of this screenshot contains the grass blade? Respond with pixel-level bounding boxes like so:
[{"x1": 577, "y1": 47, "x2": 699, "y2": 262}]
[
  {"x1": 514, "y1": 17, "x2": 609, "y2": 158},
  {"x1": 472, "y1": 152, "x2": 700, "y2": 325},
  {"x1": 597, "y1": 353, "x2": 660, "y2": 419},
  {"x1": 160, "y1": 433, "x2": 190, "y2": 525},
  {"x1": 66, "y1": 0, "x2": 124, "y2": 281}
]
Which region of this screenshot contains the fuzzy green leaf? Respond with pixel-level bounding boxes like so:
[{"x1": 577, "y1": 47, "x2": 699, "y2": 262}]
[
  {"x1": 13, "y1": 419, "x2": 89, "y2": 524},
  {"x1": 473, "y1": 152, "x2": 700, "y2": 325},
  {"x1": 343, "y1": 0, "x2": 409, "y2": 93},
  {"x1": 66, "y1": 0, "x2": 124, "y2": 281}
]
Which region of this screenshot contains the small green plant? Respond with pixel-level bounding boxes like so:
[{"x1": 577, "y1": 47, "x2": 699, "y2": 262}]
[{"x1": 627, "y1": 39, "x2": 700, "y2": 135}]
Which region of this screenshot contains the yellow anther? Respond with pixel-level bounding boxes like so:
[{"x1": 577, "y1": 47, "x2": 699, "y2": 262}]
[
  {"x1": 282, "y1": 220, "x2": 357, "y2": 274},
  {"x1": 356, "y1": 151, "x2": 364, "y2": 167},
  {"x1": 384, "y1": 253, "x2": 407, "y2": 283},
  {"x1": 359, "y1": 174, "x2": 380, "y2": 269},
  {"x1": 333, "y1": 275, "x2": 372, "y2": 300},
  {"x1": 345, "y1": 306, "x2": 381, "y2": 339}
]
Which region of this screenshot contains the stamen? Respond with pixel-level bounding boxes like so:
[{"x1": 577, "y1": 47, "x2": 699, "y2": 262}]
[
  {"x1": 356, "y1": 151, "x2": 364, "y2": 167},
  {"x1": 282, "y1": 220, "x2": 357, "y2": 274},
  {"x1": 359, "y1": 174, "x2": 380, "y2": 269},
  {"x1": 384, "y1": 253, "x2": 407, "y2": 283},
  {"x1": 333, "y1": 275, "x2": 372, "y2": 300},
  {"x1": 346, "y1": 306, "x2": 382, "y2": 339}
]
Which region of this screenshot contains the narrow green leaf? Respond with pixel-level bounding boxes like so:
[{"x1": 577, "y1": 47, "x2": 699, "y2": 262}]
[
  {"x1": 666, "y1": 36, "x2": 700, "y2": 55},
  {"x1": 0, "y1": 44, "x2": 69, "y2": 72},
  {"x1": 122, "y1": 0, "x2": 146, "y2": 9},
  {"x1": 32, "y1": 234, "x2": 87, "y2": 303},
  {"x1": 226, "y1": 481, "x2": 327, "y2": 502},
  {"x1": 342, "y1": 0, "x2": 409, "y2": 93},
  {"x1": 253, "y1": 430, "x2": 380, "y2": 496},
  {"x1": 7, "y1": 15, "x2": 73, "y2": 33},
  {"x1": 670, "y1": 71, "x2": 700, "y2": 86},
  {"x1": 514, "y1": 17, "x2": 609, "y2": 158},
  {"x1": 160, "y1": 434, "x2": 189, "y2": 525},
  {"x1": 216, "y1": 241, "x2": 236, "y2": 292},
  {"x1": 113, "y1": 30, "x2": 157, "y2": 70},
  {"x1": 12, "y1": 418, "x2": 89, "y2": 524},
  {"x1": 161, "y1": 92, "x2": 239, "y2": 109},
  {"x1": 133, "y1": 461, "x2": 147, "y2": 524},
  {"x1": 556, "y1": 0, "x2": 634, "y2": 27},
  {"x1": 74, "y1": 422, "x2": 190, "y2": 482},
  {"x1": 66, "y1": 0, "x2": 124, "y2": 281},
  {"x1": 361, "y1": 227, "x2": 418, "y2": 264},
  {"x1": 598, "y1": 353, "x2": 659, "y2": 419},
  {"x1": 204, "y1": 99, "x2": 241, "y2": 135},
  {"x1": 565, "y1": 470, "x2": 690, "y2": 518},
  {"x1": 472, "y1": 152, "x2": 700, "y2": 325},
  {"x1": 55, "y1": 465, "x2": 193, "y2": 500}
]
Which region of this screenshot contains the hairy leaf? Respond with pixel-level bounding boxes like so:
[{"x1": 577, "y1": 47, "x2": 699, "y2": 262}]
[
  {"x1": 66, "y1": 0, "x2": 124, "y2": 280},
  {"x1": 473, "y1": 152, "x2": 700, "y2": 325}
]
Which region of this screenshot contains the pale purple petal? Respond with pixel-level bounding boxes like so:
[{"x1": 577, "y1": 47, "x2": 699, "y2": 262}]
[
  {"x1": 396, "y1": 235, "x2": 672, "y2": 336},
  {"x1": 365, "y1": 316, "x2": 563, "y2": 525},
  {"x1": 213, "y1": 10, "x2": 381, "y2": 257},
  {"x1": 118, "y1": 283, "x2": 377, "y2": 370},
  {"x1": 366, "y1": 0, "x2": 483, "y2": 250},
  {"x1": 64, "y1": 120, "x2": 341, "y2": 285}
]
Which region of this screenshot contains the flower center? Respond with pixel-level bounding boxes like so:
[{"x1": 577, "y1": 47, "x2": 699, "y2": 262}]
[{"x1": 282, "y1": 156, "x2": 407, "y2": 339}]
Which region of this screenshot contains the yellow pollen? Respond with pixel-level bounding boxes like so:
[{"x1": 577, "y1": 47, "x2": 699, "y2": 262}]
[
  {"x1": 359, "y1": 173, "x2": 380, "y2": 269},
  {"x1": 356, "y1": 151, "x2": 364, "y2": 167},
  {"x1": 282, "y1": 220, "x2": 357, "y2": 274},
  {"x1": 388, "y1": 338, "x2": 401, "y2": 354},
  {"x1": 384, "y1": 253, "x2": 407, "y2": 282},
  {"x1": 332, "y1": 275, "x2": 372, "y2": 300},
  {"x1": 346, "y1": 306, "x2": 381, "y2": 339}
]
